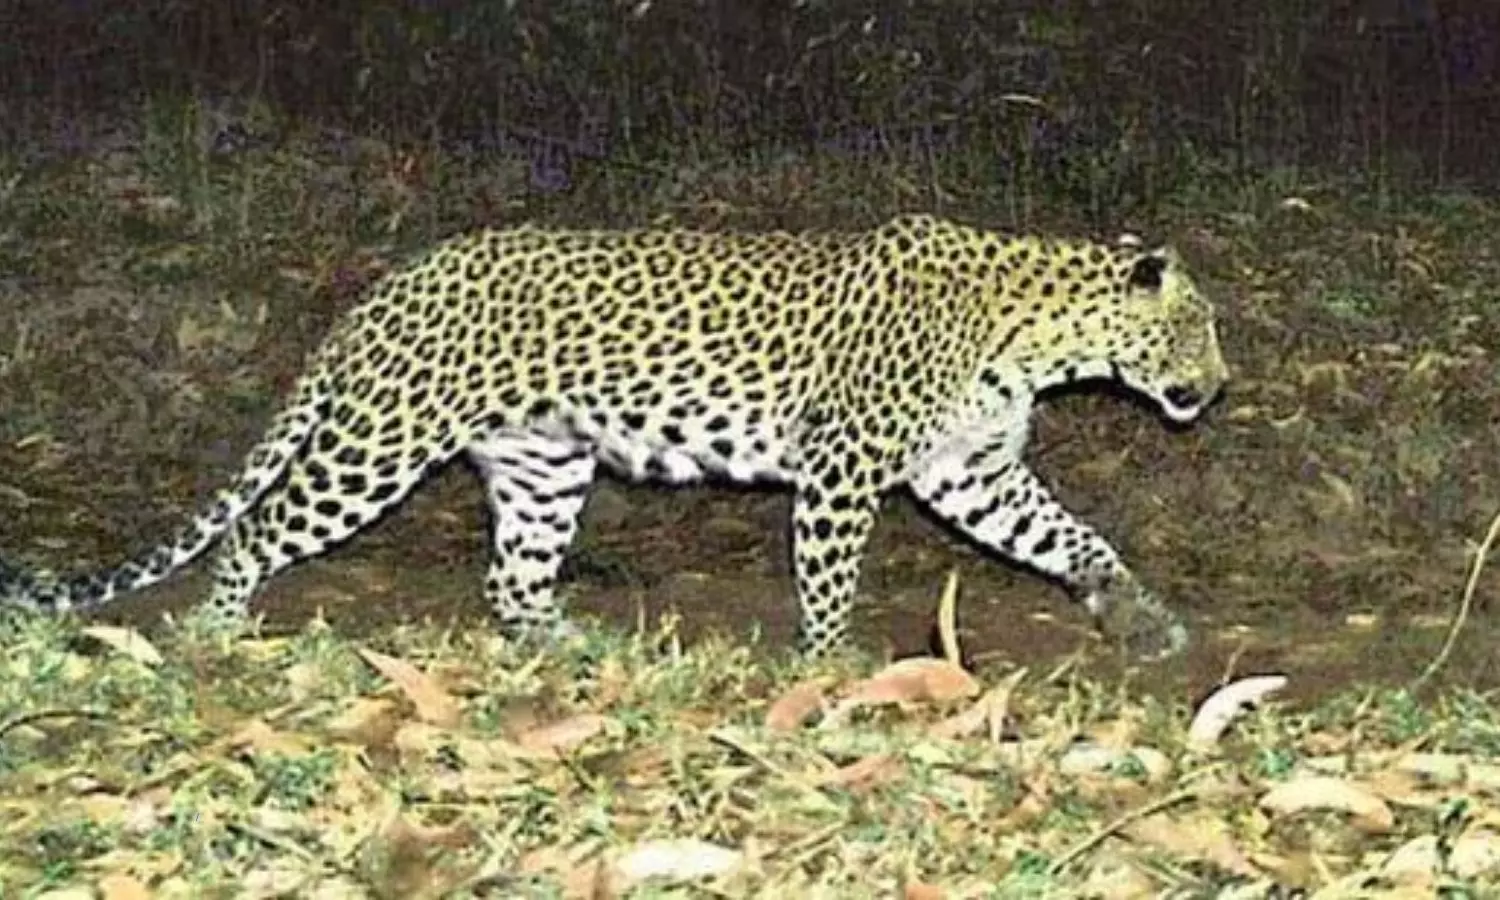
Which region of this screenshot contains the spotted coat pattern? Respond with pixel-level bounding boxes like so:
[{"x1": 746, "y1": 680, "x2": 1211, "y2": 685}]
[{"x1": 0, "y1": 214, "x2": 1230, "y2": 658}]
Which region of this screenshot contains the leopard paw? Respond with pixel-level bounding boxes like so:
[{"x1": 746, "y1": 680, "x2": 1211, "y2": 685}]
[{"x1": 1091, "y1": 574, "x2": 1189, "y2": 662}]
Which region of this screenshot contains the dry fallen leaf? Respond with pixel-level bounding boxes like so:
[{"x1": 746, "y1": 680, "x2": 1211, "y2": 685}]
[
  {"x1": 392, "y1": 721, "x2": 454, "y2": 760},
  {"x1": 765, "y1": 680, "x2": 826, "y2": 732},
  {"x1": 928, "y1": 668, "x2": 1024, "y2": 742},
  {"x1": 239, "y1": 865, "x2": 313, "y2": 899},
  {"x1": 32, "y1": 889, "x2": 97, "y2": 900},
  {"x1": 1258, "y1": 776, "x2": 1395, "y2": 833},
  {"x1": 1085, "y1": 706, "x2": 1146, "y2": 750},
  {"x1": 1451, "y1": 828, "x2": 1500, "y2": 879},
  {"x1": 1079, "y1": 855, "x2": 1159, "y2": 900},
  {"x1": 516, "y1": 713, "x2": 610, "y2": 755},
  {"x1": 561, "y1": 857, "x2": 616, "y2": 900},
  {"x1": 1187, "y1": 675, "x2": 1288, "y2": 751},
  {"x1": 79, "y1": 625, "x2": 164, "y2": 667},
  {"x1": 301, "y1": 876, "x2": 372, "y2": 900},
  {"x1": 1058, "y1": 744, "x2": 1173, "y2": 783},
  {"x1": 361, "y1": 811, "x2": 480, "y2": 900},
  {"x1": 828, "y1": 658, "x2": 979, "y2": 723},
  {"x1": 818, "y1": 753, "x2": 905, "y2": 792},
  {"x1": 1381, "y1": 834, "x2": 1440, "y2": 886},
  {"x1": 996, "y1": 775, "x2": 1055, "y2": 831},
  {"x1": 517, "y1": 843, "x2": 584, "y2": 877},
  {"x1": 282, "y1": 661, "x2": 326, "y2": 703},
  {"x1": 224, "y1": 719, "x2": 315, "y2": 757},
  {"x1": 1123, "y1": 812, "x2": 1258, "y2": 876},
  {"x1": 356, "y1": 647, "x2": 462, "y2": 728},
  {"x1": 904, "y1": 880, "x2": 945, "y2": 900},
  {"x1": 96, "y1": 873, "x2": 153, "y2": 900},
  {"x1": 607, "y1": 838, "x2": 744, "y2": 891},
  {"x1": 1390, "y1": 752, "x2": 1500, "y2": 791},
  {"x1": 325, "y1": 697, "x2": 403, "y2": 750}
]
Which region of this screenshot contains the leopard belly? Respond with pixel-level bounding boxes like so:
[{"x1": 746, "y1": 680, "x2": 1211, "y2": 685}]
[{"x1": 521, "y1": 406, "x2": 800, "y2": 487}]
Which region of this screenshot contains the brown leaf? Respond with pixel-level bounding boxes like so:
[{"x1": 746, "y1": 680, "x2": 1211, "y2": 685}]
[
  {"x1": 1451, "y1": 829, "x2": 1500, "y2": 879},
  {"x1": 325, "y1": 698, "x2": 403, "y2": 750},
  {"x1": 516, "y1": 714, "x2": 610, "y2": 755},
  {"x1": 765, "y1": 681, "x2": 825, "y2": 732},
  {"x1": 224, "y1": 719, "x2": 314, "y2": 757},
  {"x1": 904, "y1": 881, "x2": 945, "y2": 900},
  {"x1": 819, "y1": 754, "x2": 905, "y2": 792},
  {"x1": 1361, "y1": 768, "x2": 1438, "y2": 810},
  {"x1": 1123, "y1": 812, "x2": 1258, "y2": 876},
  {"x1": 1382, "y1": 835, "x2": 1441, "y2": 887},
  {"x1": 561, "y1": 857, "x2": 617, "y2": 900},
  {"x1": 1392, "y1": 752, "x2": 1500, "y2": 791},
  {"x1": 237, "y1": 866, "x2": 309, "y2": 897},
  {"x1": 362, "y1": 811, "x2": 479, "y2": 900},
  {"x1": 832, "y1": 658, "x2": 979, "y2": 720},
  {"x1": 928, "y1": 668, "x2": 1025, "y2": 741},
  {"x1": 96, "y1": 873, "x2": 152, "y2": 900},
  {"x1": 425, "y1": 661, "x2": 488, "y2": 698},
  {"x1": 1258, "y1": 776, "x2": 1395, "y2": 834},
  {"x1": 1079, "y1": 857, "x2": 1159, "y2": 900},
  {"x1": 356, "y1": 647, "x2": 462, "y2": 728},
  {"x1": 996, "y1": 778, "x2": 1054, "y2": 831},
  {"x1": 393, "y1": 721, "x2": 449, "y2": 759}
]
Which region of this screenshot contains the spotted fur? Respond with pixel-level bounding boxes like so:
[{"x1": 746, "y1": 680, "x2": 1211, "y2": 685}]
[{"x1": 1, "y1": 214, "x2": 1229, "y2": 658}]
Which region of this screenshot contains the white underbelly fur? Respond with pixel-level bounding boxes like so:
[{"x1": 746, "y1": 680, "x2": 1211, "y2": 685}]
[
  {"x1": 595, "y1": 429, "x2": 796, "y2": 485},
  {"x1": 526, "y1": 412, "x2": 799, "y2": 486}
]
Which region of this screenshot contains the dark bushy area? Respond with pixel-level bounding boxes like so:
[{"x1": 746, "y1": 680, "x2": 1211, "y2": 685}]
[{"x1": 2, "y1": 0, "x2": 1497, "y2": 206}]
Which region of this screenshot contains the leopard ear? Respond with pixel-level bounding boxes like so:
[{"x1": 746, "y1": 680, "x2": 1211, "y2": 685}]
[{"x1": 1127, "y1": 252, "x2": 1168, "y2": 291}]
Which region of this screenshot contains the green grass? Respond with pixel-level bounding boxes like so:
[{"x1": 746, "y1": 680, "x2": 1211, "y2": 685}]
[{"x1": 4, "y1": 611, "x2": 1500, "y2": 896}]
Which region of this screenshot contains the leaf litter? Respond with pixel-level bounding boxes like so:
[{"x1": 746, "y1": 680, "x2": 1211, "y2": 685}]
[{"x1": 3, "y1": 583, "x2": 1500, "y2": 898}]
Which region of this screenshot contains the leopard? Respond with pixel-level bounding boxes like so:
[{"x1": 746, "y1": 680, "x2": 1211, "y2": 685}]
[{"x1": 0, "y1": 213, "x2": 1229, "y2": 659}]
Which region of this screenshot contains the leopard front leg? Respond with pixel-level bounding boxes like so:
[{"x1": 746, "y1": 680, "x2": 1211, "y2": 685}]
[{"x1": 908, "y1": 445, "x2": 1187, "y2": 661}]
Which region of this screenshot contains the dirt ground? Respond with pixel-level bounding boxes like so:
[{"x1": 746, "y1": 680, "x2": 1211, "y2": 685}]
[{"x1": 3, "y1": 145, "x2": 1499, "y2": 711}]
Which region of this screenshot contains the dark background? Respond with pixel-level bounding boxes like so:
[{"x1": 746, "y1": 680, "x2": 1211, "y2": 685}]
[{"x1": 1, "y1": 0, "x2": 1496, "y2": 203}]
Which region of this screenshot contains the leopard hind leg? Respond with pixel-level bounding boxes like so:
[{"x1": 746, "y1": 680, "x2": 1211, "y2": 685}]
[{"x1": 467, "y1": 428, "x2": 597, "y2": 641}]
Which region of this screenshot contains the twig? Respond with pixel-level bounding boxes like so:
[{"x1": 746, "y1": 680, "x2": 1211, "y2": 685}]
[
  {"x1": 1411, "y1": 506, "x2": 1500, "y2": 690},
  {"x1": 227, "y1": 819, "x2": 321, "y2": 862},
  {"x1": 767, "y1": 818, "x2": 848, "y2": 870},
  {"x1": 1047, "y1": 787, "x2": 1198, "y2": 876},
  {"x1": 936, "y1": 570, "x2": 962, "y2": 666},
  {"x1": 707, "y1": 728, "x2": 840, "y2": 812},
  {"x1": 0, "y1": 707, "x2": 110, "y2": 740}
]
